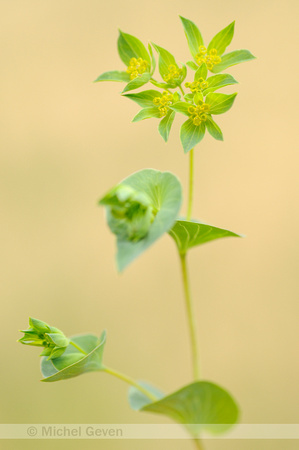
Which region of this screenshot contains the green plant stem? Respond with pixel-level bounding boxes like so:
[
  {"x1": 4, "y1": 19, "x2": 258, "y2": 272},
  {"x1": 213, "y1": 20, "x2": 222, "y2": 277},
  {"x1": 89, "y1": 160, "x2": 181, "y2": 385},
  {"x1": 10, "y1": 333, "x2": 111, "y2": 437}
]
[
  {"x1": 70, "y1": 341, "x2": 88, "y2": 355},
  {"x1": 103, "y1": 366, "x2": 158, "y2": 402},
  {"x1": 187, "y1": 148, "x2": 194, "y2": 220},
  {"x1": 180, "y1": 253, "x2": 200, "y2": 380},
  {"x1": 193, "y1": 438, "x2": 204, "y2": 449},
  {"x1": 179, "y1": 85, "x2": 185, "y2": 96}
]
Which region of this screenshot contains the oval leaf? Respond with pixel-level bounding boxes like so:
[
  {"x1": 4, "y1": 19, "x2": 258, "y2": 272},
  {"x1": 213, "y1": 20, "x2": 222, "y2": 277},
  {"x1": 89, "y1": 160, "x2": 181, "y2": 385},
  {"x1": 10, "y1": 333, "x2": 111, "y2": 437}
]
[
  {"x1": 206, "y1": 92, "x2": 237, "y2": 115},
  {"x1": 207, "y1": 22, "x2": 235, "y2": 55},
  {"x1": 122, "y1": 72, "x2": 151, "y2": 94},
  {"x1": 212, "y1": 49, "x2": 256, "y2": 73},
  {"x1": 117, "y1": 31, "x2": 150, "y2": 66},
  {"x1": 41, "y1": 332, "x2": 106, "y2": 382},
  {"x1": 179, "y1": 16, "x2": 204, "y2": 59},
  {"x1": 102, "y1": 169, "x2": 182, "y2": 271},
  {"x1": 129, "y1": 380, "x2": 239, "y2": 436},
  {"x1": 203, "y1": 74, "x2": 238, "y2": 95},
  {"x1": 132, "y1": 107, "x2": 161, "y2": 122},
  {"x1": 94, "y1": 71, "x2": 131, "y2": 83},
  {"x1": 158, "y1": 110, "x2": 175, "y2": 142},
  {"x1": 123, "y1": 90, "x2": 162, "y2": 108},
  {"x1": 180, "y1": 119, "x2": 206, "y2": 153},
  {"x1": 169, "y1": 219, "x2": 243, "y2": 255},
  {"x1": 205, "y1": 116, "x2": 224, "y2": 141}
]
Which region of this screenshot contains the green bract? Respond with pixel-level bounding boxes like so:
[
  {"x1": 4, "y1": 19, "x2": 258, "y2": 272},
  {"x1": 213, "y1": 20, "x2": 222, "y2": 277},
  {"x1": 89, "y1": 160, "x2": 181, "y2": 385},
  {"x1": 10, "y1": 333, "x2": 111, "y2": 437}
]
[
  {"x1": 19, "y1": 317, "x2": 70, "y2": 360},
  {"x1": 99, "y1": 169, "x2": 182, "y2": 271},
  {"x1": 180, "y1": 16, "x2": 256, "y2": 73}
]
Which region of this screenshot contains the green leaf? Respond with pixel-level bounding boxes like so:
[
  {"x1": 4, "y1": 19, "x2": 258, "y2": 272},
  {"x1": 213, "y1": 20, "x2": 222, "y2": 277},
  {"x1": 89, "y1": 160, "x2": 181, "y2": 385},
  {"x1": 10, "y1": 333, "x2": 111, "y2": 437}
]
[
  {"x1": 206, "y1": 92, "x2": 237, "y2": 115},
  {"x1": 203, "y1": 74, "x2": 238, "y2": 95},
  {"x1": 123, "y1": 90, "x2": 162, "y2": 108},
  {"x1": 132, "y1": 107, "x2": 161, "y2": 122},
  {"x1": 94, "y1": 71, "x2": 131, "y2": 83},
  {"x1": 180, "y1": 119, "x2": 205, "y2": 153},
  {"x1": 179, "y1": 16, "x2": 204, "y2": 59},
  {"x1": 186, "y1": 61, "x2": 198, "y2": 71},
  {"x1": 151, "y1": 43, "x2": 180, "y2": 84},
  {"x1": 212, "y1": 49, "x2": 256, "y2": 73},
  {"x1": 170, "y1": 101, "x2": 190, "y2": 116},
  {"x1": 207, "y1": 21, "x2": 235, "y2": 55},
  {"x1": 103, "y1": 169, "x2": 182, "y2": 271},
  {"x1": 150, "y1": 79, "x2": 173, "y2": 90},
  {"x1": 158, "y1": 110, "x2": 175, "y2": 142},
  {"x1": 41, "y1": 332, "x2": 106, "y2": 382},
  {"x1": 46, "y1": 333, "x2": 69, "y2": 348},
  {"x1": 122, "y1": 72, "x2": 151, "y2": 93},
  {"x1": 205, "y1": 116, "x2": 224, "y2": 141},
  {"x1": 129, "y1": 381, "x2": 164, "y2": 410},
  {"x1": 194, "y1": 64, "x2": 208, "y2": 81},
  {"x1": 129, "y1": 380, "x2": 239, "y2": 437},
  {"x1": 169, "y1": 219, "x2": 242, "y2": 255},
  {"x1": 148, "y1": 43, "x2": 156, "y2": 75},
  {"x1": 117, "y1": 30, "x2": 150, "y2": 66}
]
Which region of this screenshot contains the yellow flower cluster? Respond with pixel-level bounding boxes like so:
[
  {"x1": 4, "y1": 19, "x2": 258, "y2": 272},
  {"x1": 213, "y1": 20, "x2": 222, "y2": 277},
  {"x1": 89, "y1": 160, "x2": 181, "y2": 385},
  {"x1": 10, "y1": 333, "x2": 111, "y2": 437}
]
[
  {"x1": 195, "y1": 46, "x2": 221, "y2": 70},
  {"x1": 163, "y1": 65, "x2": 183, "y2": 83},
  {"x1": 188, "y1": 103, "x2": 210, "y2": 126},
  {"x1": 185, "y1": 77, "x2": 209, "y2": 93},
  {"x1": 153, "y1": 91, "x2": 174, "y2": 117},
  {"x1": 126, "y1": 57, "x2": 148, "y2": 80}
]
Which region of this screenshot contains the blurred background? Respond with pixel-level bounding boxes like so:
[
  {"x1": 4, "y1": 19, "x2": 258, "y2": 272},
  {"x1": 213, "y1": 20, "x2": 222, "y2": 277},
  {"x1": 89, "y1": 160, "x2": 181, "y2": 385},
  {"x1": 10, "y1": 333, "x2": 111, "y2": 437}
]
[{"x1": 1, "y1": 0, "x2": 298, "y2": 449}]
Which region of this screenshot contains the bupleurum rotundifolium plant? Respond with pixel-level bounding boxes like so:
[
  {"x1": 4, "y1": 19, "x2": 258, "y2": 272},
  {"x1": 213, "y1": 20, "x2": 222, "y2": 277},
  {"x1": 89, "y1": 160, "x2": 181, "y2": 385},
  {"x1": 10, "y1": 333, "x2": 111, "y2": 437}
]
[{"x1": 19, "y1": 16, "x2": 255, "y2": 449}]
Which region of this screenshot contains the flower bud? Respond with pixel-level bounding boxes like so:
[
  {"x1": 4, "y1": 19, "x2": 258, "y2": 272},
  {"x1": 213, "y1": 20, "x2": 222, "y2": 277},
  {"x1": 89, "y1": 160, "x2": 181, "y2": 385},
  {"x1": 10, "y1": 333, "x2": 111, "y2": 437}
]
[{"x1": 100, "y1": 184, "x2": 156, "y2": 242}]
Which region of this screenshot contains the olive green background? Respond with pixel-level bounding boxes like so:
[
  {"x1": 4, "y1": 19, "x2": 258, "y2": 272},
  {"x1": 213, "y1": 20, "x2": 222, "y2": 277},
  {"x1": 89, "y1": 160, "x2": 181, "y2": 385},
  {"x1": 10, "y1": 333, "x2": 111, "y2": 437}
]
[{"x1": 1, "y1": 0, "x2": 298, "y2": 449}]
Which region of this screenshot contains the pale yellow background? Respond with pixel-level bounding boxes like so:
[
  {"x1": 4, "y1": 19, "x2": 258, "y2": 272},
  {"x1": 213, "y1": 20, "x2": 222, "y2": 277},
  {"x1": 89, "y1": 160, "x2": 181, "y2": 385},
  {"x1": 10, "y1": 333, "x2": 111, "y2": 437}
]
[{"x1": 1, "y1": 0, "x2": 298, "y2": 449}]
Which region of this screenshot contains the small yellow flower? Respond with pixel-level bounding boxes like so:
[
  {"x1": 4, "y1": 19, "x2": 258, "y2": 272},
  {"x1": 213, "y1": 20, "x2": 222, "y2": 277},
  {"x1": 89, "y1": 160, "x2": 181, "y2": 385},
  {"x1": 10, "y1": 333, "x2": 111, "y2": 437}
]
[
  {"x1": 126, "y1": 57, "x2": 148, "y2": 80},
  {"x1": 195, "y1": 48, "x2": 221, "y2": 71}
]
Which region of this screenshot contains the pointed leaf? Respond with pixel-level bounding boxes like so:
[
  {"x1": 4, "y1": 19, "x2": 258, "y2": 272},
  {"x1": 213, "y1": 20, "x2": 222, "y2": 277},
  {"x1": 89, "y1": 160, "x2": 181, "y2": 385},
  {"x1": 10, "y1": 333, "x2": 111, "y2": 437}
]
[
  {"x1": 148, "y1": 43, "x2": 156, "y2": 75},
  {"x1": 207, "y1": 22, "x2": 235, "y2": 55},
  {"x1": 132, "y1": 107, "x2": 161, "y2": 122},
  {"x1": 123, "y1": 90, "x2": 162, "y2": 108},
  {"x1": 103, "y1": 169, "x2": 182, "y2": 271},
  {"x1": 186, "y1": 61, "x2": 198, "y2": 71},
  {"x1": 194, "y1": 64, "x2": 208, "y2": 81},
  {"x1": 117, "y1": 31, "x2": 150, "y2": 66},
  {"x1": 151, "y1": 43, "x2": 183, "y2": 85},
  {"x1": 150, "y1": 79, "x2": 173, "y2": 89},
  {"x1": 94, "y1": 71, "x2": 131, "y2": 83},
  {"x1": 170, "y1": 101, "x2": 190, "y2": 116},
  {"x1": 169, "y1": 219, "x2": 242, "y2": 255},
  {"x1": 179, "y1": 16, "x2": 204, "y2": 59},
  {"x1": 158, "y1": 110, "x2": 175, "y2": 142},
  {"x1": 130, "y1": 381, "x2": 239, "y2": 436},
  {"x1": 205, "y1": 116, "x2": 224, "y2": 141},
  {"x1": 122, "y1": 72, "x2": 151, "y2": 93},
  {"x1": 203, "y1": 74, "x2": 238, "y2": 95},
  {"x1": 180, "y1": 119, "x2": 206, "y2": 153},
  {"x1": 211, "y1": 49, "x2": 256, "y2": 73},
  {"x1": 206, "y1": 92, "x2": 237, "y2": 115},
  {"x1": 41, "y1": 332, "x2": 106, "y2": 382}
]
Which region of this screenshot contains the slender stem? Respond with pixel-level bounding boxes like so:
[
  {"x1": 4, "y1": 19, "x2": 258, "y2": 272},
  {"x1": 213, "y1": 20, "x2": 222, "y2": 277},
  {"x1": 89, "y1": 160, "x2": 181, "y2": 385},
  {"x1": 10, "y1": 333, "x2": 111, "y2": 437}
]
[
  {"x1": 70, "y1": 341, "x2": 88, "y2": 355},
  {"x1": 193, "y1": 438, "x2": 204, "y2": 449},
  {"x1": 103, "y1": 366, "x2": 158, "y2": 402},
  {"x1": 179, "y1": 85, "x2": 185, "y2": 96},
  {"x1": 180, "y1": 253, "x2": 200, "y2": 380},
  {"x1": 187, "y1": 148, "x2": 194, "y2": 221}
]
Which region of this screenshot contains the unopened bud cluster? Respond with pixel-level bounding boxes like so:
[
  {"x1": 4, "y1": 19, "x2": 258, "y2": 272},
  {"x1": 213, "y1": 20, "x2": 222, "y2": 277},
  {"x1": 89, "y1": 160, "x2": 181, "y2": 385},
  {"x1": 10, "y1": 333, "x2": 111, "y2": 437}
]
[
  {"x1": 195, "y1": 46, "x2": 221, "y2": 70},
  {"x1": 153, "y1": 91, "x2": 174, "y2": 117},
  {"x1": 126, "y1": 57, "x2": 148, "y2": 80}
]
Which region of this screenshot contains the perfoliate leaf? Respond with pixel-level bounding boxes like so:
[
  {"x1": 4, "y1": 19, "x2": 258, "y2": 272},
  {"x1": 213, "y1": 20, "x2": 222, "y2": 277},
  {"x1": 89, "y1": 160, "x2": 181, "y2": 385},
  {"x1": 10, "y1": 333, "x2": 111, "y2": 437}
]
[
  {"x1": 203, "y1": 74, "x2": 238, "y2": 95},
  {"x1": 194, "y1": 64, "x2": 208, "y2": 81},
  {"x1": 158, "y1": 110, "x2": 175, "y2": 142},
  {"x1": 41, "y1": 332, "x2": 106, "y2": 382},
  {"x1": 179, "y1": 16, "x2": 204, "y2": 59},
  {"x1": 169, "y1": 219, "x2": 242, "y2": 255},
  {"x1": 186, "y1": 61, "x2": 198, "y2": 71},
  {"x1": 205, "y1": 116, "x2": 224, "y2": 141},
  {"x1": 207, "y1": 21, "x2": 235, "y2": 55},
  {"x1": 206, "y1": 92, "x2": 237, "y2": 115},
  {"x1": 122, "y1": 72, "x2": 151, "y2": 93},
  {"x1": 129, "y1": 380, "x2": 239, "y2": 437},
  {"x1": 101, "y1": 169, "x2": 182, "y2": 271},
  {"x1": 132, "y1": 107, "x2": 161, "y2": 122},
  {"x1": 128, "y1": 381, "x2": 164, "y2": 410},
  {"x1": 123, "y1": 90, "x2": 162, "y2": 108},
  {"x1": 211, "y1": 49, "x2": 256, "y2": 73},
  {"x1": 180, "y1": 119, "x2": 205, "y2": 153},
  {"x1": 117, "y1": 31, "x2": 151, "y2": 66},
  {"x1": 94, "y1": 71, "x2": 131, "y2": 83},
  {"x1": 170, "y1": 101, "x2": 190, "y2": 116}
]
